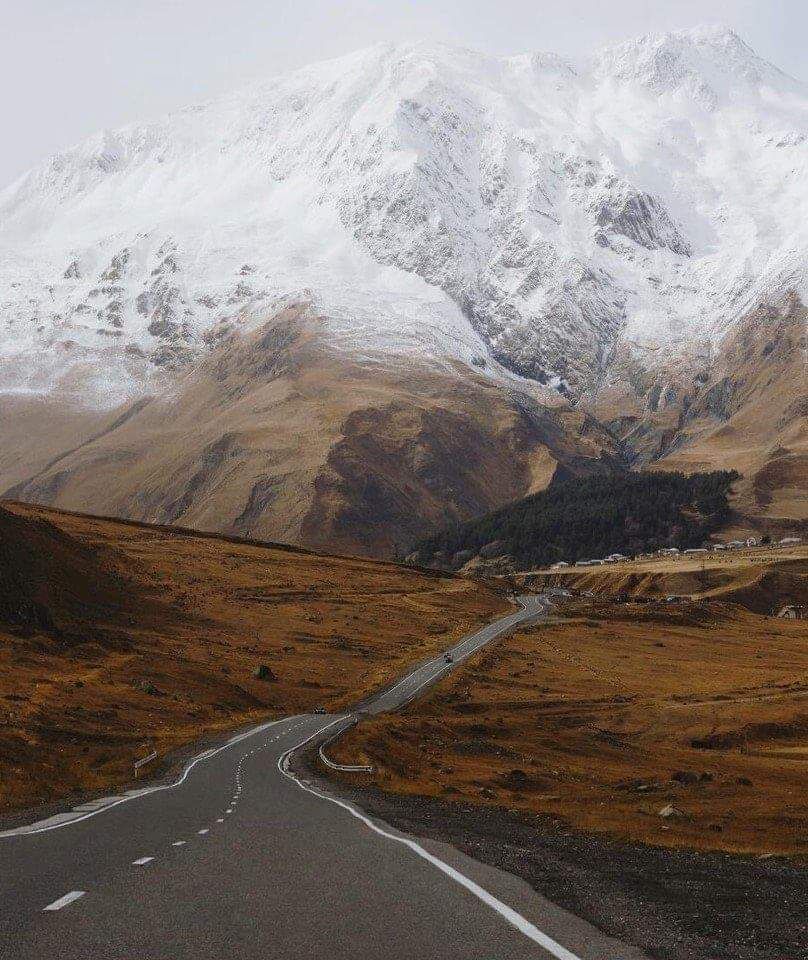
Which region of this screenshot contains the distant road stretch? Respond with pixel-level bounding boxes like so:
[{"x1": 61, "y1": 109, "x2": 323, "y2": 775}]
[{"x1": 1, "y1": 595, "x2": 646, "y2": 959}]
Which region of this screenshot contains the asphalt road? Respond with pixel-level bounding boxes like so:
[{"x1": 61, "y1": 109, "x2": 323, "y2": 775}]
[{"x1": 1, "y1": 595, "x2": 645, "y2": 960}]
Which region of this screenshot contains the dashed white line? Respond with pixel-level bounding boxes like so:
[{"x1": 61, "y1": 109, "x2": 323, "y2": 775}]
[
  {"x1": 277, "y1": 672, "x2": 582, "y2": 960},
  {"x1": 132, "y1": 857, "x2": 154, "y2": 865},
  {"x1": 171, "y1": 840, "x2": 187, "y2": 846},
  {"x1": 198, "y1": 829, "x2": 209, "y2": 835},
  {"x1": 43, "y1": 891, "x2": 85, "y2": 911},
  {"x1": 3, "y1": 717, "x2": 293, "y2": 839},
  {"x1": 216, "y1": 818, "x2": 224, "y2": 823},
  {"x1": 226, "y1": 809, "x2": 233, "y2": 814}
]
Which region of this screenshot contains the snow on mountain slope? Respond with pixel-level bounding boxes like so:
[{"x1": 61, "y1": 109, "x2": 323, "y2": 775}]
[{"x1": 1, "y1": 24, "x2": 806, "y2": 408}]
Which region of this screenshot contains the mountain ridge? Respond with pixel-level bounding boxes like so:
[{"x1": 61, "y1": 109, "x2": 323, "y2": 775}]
[{"x1": 1, "y1": 25, "x2": 805, "y2": 552}]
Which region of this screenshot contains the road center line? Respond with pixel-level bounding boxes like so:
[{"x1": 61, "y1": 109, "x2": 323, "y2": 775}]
[
  {"x1": 171, "y1": 840, "x2": 186, "y2": 846},
  {"x1": 132, "y1": 857, "x2": 154, "y2": 865},
  {"x1": 277, "y1": 647, "x2": 583, "y2": 960},
  {"x1": 2, "y1": 716, "x2": 293, "y2": 839},
  {"x1": 43, "y1": 891, "x2": 86, "y2": 911}
]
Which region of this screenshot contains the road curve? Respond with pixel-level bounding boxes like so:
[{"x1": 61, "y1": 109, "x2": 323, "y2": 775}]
[{"x1": 1, "y1": 595, "x2": 646, "y2": 960}]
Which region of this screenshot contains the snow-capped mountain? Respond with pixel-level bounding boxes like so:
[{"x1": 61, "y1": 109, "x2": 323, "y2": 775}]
[
  {"x1": 1, "y1": 24, "x2": 805, "y2": 405},
  {"x1": 1, "y1": 25, "x2": 805, "y2": 554}
]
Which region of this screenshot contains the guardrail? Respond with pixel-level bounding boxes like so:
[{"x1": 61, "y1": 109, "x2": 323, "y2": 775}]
[
  {"x1": 133, "y1": 750, "x2": 158, "y2": 777},
  {"x1": 317, "y1": 721, "x2": 373, "y2": 773}
]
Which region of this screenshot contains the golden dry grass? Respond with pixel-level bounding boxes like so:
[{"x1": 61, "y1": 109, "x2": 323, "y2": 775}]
[
  {"x1": 336, "y1": 598, "x2": 808, "y2": 856},
  {"x1": 0, "y1": 501, "x2": 507, "y2": 814}
]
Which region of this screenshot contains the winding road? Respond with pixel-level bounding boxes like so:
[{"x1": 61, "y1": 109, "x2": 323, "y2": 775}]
[{"x1": 1, "y1": 595, "x2": 645, "y2": 959}]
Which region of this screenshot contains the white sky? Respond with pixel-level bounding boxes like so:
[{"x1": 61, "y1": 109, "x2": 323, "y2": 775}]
[{"x1": 2, "y1": 0, "x2": 804, "y2": 188}]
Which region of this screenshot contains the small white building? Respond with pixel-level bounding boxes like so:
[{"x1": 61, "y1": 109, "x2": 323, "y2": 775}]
[
  {"x1": 684, "y1": 548, "x2": 709, "y2": 555},
  {"x1": 551, "y1": 561, "x2": 570, "y2": 569},
  {"x1": 780, "y1": 536, "x2": 803, "y2": 545}
]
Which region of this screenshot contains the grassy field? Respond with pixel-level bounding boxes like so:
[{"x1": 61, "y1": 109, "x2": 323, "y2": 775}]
[
  {"x1": 333, "y1": 557, "x2": 808, "y2": 856},
  {"x1": 0, "y1": 501, "x2": 508, "y2": 815}
]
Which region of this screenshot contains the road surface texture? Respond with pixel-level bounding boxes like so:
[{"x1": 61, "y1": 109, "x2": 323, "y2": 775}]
[{"x1": 2, "y1": 596, "x2": 647, "y2": 960}]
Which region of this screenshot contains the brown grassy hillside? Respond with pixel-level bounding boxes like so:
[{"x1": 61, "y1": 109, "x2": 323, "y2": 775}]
[
  {"x1": 653, "y1": 293, "x2": 807, "y2": 534},
  {"x1": 333, "y1": 593, "x2": 808, "y2": 856},
  {"x1": 588, "y1": 292, "x2": 808, "y2": 535},
  {"x1": 0, "y1": 501, "x2": 507, "y2": 815},
  {"x1": 1, "y1": 301, "x2": 619, "y2": 558}
]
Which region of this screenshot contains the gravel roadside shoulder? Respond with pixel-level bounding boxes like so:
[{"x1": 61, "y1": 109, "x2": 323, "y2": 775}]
[{"x1": 301, "y1": 754, "x2": 807, "y2": 960}]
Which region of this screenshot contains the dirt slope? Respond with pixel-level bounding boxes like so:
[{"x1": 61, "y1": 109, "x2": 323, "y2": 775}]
[
  {"x1": 523, "y1": 544, "x2": 808, "y2": 613},
  {"x1": 0, "y1": 501, "x2": 507, "y2": 815}
]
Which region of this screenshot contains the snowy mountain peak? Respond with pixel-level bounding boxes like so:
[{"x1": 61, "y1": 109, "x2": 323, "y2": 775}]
[
  {"x1": 593, "y1": 23, "x2": 800, "y2": 103},
  {"x1": 1, "y1": 28, "x2": 806, "y2": 408}
]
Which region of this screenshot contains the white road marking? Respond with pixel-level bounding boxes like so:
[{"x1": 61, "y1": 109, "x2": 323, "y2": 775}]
[
  {"x1": 132, "y1": 857, "x2": 154, "y2": 865},
  {"x1": 278, "y1": 698, "x2": 581, "y2": 960},
  {"x1": 370, "y1": 599, "x2": 532, "y2": 707},
  {"x1": 171, "y1": 840, "x2": 186, "y2": 846},
  {"x1": 216, "y1": 818, "x2": 224, "y2": 823},
  {"x1": 226, "y1": 808, "x2": 233, "y2": 814},
  {"x1": 44, "y1": 891, "x2": 85, "y2": 911},
  {"x1": 198, "y1": 829, "x2": 209, "y2": 835},
  {"x1": 2, "y1": 717, "x2": 294, "y2": 839}
]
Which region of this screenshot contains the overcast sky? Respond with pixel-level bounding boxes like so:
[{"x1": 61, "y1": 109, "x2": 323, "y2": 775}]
[{"x1": 2, "y1": 0, "x2": 804, "y2": 188}]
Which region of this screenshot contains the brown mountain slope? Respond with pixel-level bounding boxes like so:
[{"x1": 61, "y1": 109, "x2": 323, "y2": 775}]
[
  {"x1": 0, "y1": 501, "x2": 507, "y2": 815},
  {"x1": 2, "y1": 301, "x2": 621, "y2": 558},
  {"x1": 589, "y1": 292, "x2": 807, "y2": 534},
  {"x1": 656, "y1": 293, "x2": 807, "y2": 533},
  {"x1": 0, "y1": 506, "x2": 166, "y2": 637}
]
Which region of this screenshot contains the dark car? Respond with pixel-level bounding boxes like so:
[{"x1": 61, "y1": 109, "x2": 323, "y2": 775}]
[{"x1": 444, "y1": 653, "x2": 454, "y2": 664}]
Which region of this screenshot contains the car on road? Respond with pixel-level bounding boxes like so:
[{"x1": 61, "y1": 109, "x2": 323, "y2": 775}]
[
  {"x1": 313, "y1": 706, "x2": 327, "y2": 714},
  {"x1": 444, "y1": 653, "x2": 454, "y2": 664}
]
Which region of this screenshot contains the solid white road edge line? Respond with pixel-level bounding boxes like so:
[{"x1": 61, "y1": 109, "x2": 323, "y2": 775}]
[
  {"x1": 375, "y1": 600, "x2": 538, "y2": 714},
  {"x1": 43, "y1": 891, "x2": 86, "y2": 911},
  {"x1": 373, "y1": 599, "x2": 530, "y2": 703},
  {"x1": 5, "y1": 605, "x2": 534, "y2": 840},
  {"x1": 278, "y1": 720, "x2": 582, "y2": 960},
  {"x1": 0, "y1": 717, "x2": 295, "y2": 839}
]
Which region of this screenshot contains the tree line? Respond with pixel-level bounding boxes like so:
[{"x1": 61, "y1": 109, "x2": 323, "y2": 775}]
[{"x1": 408, "y1": 470, "x2": 740, "y2": 570}]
